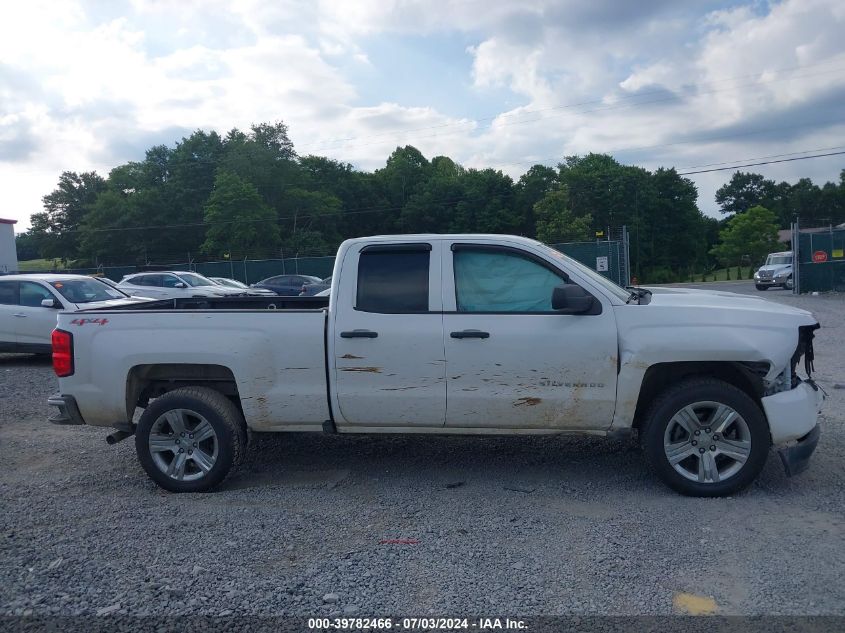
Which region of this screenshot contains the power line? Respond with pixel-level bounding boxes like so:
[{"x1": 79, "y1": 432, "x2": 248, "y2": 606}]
[
  {"x1": 677, "y1": 151, "x2": 845, "y2": 175},
  {"x1": 676, "y1": 145, "x2": 845, "y2": 170}
]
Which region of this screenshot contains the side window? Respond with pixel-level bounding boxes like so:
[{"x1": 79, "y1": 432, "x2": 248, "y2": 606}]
[
  {"x1": 19, "y1": 282, "x2": 55, "y2": 308},
  {"x1": 356, "y1": 249, "x2": 430, "y2": 313},
  {"x1": 131, "y1": 275, "x2": 151, "y2": 286},
  {"x1": 162, "y1": 275, "x2": 181, "y2": 288},
  {"x1": 454, "y1": 248, "x2": 566, "y2": 313},
  {"x1": 0, "y1": 281, "x2": 17, "y2": 305}
]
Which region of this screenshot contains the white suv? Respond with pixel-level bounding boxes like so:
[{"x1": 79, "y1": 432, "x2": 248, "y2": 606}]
[
  {"x1": 118, "y1": 271, "x2": 246, "y2": 300},
  {"x1": 0, "y1": 274, "x2": 147, "y2": 354}
]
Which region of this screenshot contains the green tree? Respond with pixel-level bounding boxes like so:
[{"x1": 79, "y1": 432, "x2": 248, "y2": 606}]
[
  {"x1": 715, "y1": 172, "x2": 776, "y2": 215},
  {"x1": 710, "y1": 205, "x2": 780, "y2": 268},
  {"x1": 533, "y1": 187, "x2": 593, "y2": 243},
  {"x1": 201, "y1": 171, "x2": 280, "y2": 258},
  {"x1": 29, "y1": 171, "x2": 106, "y2": 260}
]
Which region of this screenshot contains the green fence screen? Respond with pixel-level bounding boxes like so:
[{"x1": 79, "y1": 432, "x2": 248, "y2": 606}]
[
  {"x1": 797, "y1": 229, "x2": 845, "y2": 293},
  {"x1": 58, "y1": 240, "x2": 627, "y2": 287}
]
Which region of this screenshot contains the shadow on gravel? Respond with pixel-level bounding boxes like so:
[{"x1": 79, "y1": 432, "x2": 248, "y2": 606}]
[{"x1": 217, "y1": 431, "x2": 648, "y2": 494}]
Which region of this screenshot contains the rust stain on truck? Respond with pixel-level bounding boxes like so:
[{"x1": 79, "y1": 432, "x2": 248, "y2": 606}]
[
  {"x1": 340, "y1": 367, "x2": 382, "y2": 373},
  {"x1": 513, "y1": 397, "x2": 542, "y2": 407},
  {"x1": 339, "y1": 354, "x2": 364, "y2": 360}
]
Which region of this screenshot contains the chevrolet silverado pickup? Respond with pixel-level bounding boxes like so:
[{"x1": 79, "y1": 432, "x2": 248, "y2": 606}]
[{"x1": 48, "y1": 234, "x2": 823, "y2": 496}]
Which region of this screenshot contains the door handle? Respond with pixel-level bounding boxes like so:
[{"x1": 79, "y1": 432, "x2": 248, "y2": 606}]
[
  {"x1": 13, "y1": 313, "x2": 27, "y2": 318},
  {"x1": 450, "y1": 330, "x2": 490, "y2": 339},
  {"x1": 340, "y1": 329, "x2": 378, "y2": 338}
]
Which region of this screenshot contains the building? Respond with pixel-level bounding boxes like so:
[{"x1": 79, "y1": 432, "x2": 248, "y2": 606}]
[{"x1": 0, "y1": 218, "x2": 18, "y2": 273}]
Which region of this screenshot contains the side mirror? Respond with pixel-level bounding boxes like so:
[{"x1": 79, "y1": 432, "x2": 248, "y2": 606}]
[
  {"x1": 552, "y1": 284, "x2": 596, "y2": 314},
  {"x1": 41, "y1": 298, "x2": 58, "y2": 308},
  {"x1": 174, "y1": 282, "x2": 187, "y2": 289}
]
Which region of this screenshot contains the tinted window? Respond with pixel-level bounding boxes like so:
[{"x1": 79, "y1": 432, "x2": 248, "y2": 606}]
[
  {"x1": 454, "y1": 249, "x2": 565, "y2": 313},
  {"x1": 161, "y1": 275, "x2": 183, "y2": 288},
  {"x1": 19, "y1": 282, "x2": 55, "y2": 307},
  {"x1": 357, "y1": 250, "x2": 429, "y2": 313},
  {"x1": 51, "y1": 279, "x2": 124, "y2": 303},
  {"x1": 0, "y1": 281, "x2": 16, "y2": 305},
  {"x1": 130, "y1": 275, "x2": 156, "y2": 286}
]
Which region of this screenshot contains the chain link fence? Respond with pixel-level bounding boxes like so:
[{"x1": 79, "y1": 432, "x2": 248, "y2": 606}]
[
  {"x1": 19, "y1": 228, "x2": 632, "y2": 288},
  {"x1": 793, "y1": 221, "x2": 845, "y2": 293}
]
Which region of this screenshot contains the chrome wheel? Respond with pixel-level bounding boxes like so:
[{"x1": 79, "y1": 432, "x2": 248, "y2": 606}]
[
  {"x1": 148, "y1": 409, "x2": 218, "y2": 481},
  {"x1": 663, "y1": 401, "x2": 751, "y2": 484}
]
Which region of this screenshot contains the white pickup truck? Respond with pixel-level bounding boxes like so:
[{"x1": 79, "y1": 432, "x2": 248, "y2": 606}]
[{"x1": 48, "y1": 234, "x2": 823, "y2": 496}]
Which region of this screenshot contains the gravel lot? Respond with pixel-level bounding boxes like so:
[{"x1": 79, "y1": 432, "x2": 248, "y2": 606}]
[{"x1": 1, "y1": 281, "x2": 844, "y2": 618}]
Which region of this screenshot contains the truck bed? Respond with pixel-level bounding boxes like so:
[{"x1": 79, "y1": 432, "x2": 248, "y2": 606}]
[{"x1": 99, "y1": 295, "x2": 330, "y2": 311}]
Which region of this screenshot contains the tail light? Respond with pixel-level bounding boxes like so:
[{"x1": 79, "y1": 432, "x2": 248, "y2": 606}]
[{"x1": 52, "y1": 329, "x2": 74, "y2": 377}]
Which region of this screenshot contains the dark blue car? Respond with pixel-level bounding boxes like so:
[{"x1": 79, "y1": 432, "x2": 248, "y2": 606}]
[{"x1": 251, "y1": 274, "x2": 322, "y2": 296}]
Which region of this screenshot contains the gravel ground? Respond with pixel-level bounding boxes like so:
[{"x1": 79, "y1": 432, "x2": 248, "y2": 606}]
[{"x1": 1, "y1": 281, "x2": 843, "y2": 618}]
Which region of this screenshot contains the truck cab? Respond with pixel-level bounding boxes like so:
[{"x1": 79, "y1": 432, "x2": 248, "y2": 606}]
[{"x1": 754, "y1": 251, "x2": 793, "y2": 291}]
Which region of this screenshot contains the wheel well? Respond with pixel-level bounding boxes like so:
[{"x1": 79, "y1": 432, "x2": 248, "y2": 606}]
[
  {"x1": 631, "y1": 361, "x2": 766, "y2": 430},
  {"x1": 126, "y1": 364, "x2": 240, "y2": 421}
]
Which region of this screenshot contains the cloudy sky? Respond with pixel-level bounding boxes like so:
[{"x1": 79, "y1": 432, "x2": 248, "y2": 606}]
[{"x1": 2, "y1": 0, "x2": 844, "y2": 231}]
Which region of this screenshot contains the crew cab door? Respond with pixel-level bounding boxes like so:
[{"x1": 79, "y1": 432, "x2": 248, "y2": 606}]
[
  {"x1": 332, "y1": 242, "x2": 446, "y2": 427},
  {"x1": 442, "y1": 243, "x2": 618, "y2": 430},
  {"x1": 14, "y1": 282, "x2": 64, "y2": 347}
]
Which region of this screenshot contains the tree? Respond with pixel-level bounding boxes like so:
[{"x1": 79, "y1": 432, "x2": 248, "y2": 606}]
[
  {"x1": 715, "y1": 172, "x2": 776, "y2": 215},
  {"x1": 533, "y1": 187, "x2": 593, "y2": 243},
  {"x1": 710, "y1": 205, "x2": 780, "y2": 268},
  {"x1": 14, "y1": 233, "x2": 41, "y2": 261},
  {"x1": 29, "y1": 171, "x2": 106, "y2": 260},
  {"x1": 201, "y1": 171, "x2": 280, "y2": 259}
]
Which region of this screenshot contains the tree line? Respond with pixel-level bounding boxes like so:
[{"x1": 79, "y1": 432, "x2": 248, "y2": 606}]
[{"x1": 15, "y1": 120, "x2": 845, "y2": 282}]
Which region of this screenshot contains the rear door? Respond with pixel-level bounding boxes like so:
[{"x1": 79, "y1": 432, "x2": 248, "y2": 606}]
[
  {"x1": 442, "y1": 243, "x2": 618, "y2": 430},
  {"x1": 332, "y1": 242, "x2": 446, "y2": 427}
]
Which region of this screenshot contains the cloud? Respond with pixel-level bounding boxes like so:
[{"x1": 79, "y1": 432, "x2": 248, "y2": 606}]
[{"x1": 2, "y1": 0, "x2": 845, "y2": 231}]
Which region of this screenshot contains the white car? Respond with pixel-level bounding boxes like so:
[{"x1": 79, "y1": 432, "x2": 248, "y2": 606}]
[
  {"x1": 208, "y1": 277, "x2": 276, "y2": 296},
  {"x1": 0, "y1": 274, "x2": 148, "y2": 354},
  {"x1": 118, "y1": 271, "x2": 247, "y2": 300}
]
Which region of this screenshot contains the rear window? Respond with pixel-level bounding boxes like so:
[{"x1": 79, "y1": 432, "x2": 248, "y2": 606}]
[{"x1": 356, "y1": 249, "x2": 429, "y2": 313}]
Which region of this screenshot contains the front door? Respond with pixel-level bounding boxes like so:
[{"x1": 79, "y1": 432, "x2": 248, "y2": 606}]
[
  {"x1": 15, "y1": 281, "x2": 63, "y2": 347},
  {"x1": 443, "y1": 244, "x2": 618, "y2": 430},
  {"x1": 332, "y1": 242, "x2": 446, "y2": 427}
]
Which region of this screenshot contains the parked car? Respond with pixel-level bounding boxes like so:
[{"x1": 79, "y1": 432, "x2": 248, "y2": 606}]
[
  {"x1": 118, "y1": 271, "x2": 248, "y2": 300},
  {"x1": 49, "y1": 234, "x2": 822, "y2": 497},
  {"x1": 0, "y1": 274, "x2": 147, "y2": 354},
  {"x1": 251, "y1": 274, "x2": 321, "y2": 296},
  {"x1": 209, "y1": 277, "x2": 276, "y2": 296},
  {"x1": 754, "y1": 251, "x2": 793, "y2": 291},
  {"x1": 299, "y1": 276, "x2": 332, "y2": 296}
]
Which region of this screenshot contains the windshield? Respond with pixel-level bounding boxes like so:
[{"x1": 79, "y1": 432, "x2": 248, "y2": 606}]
[
  {"x1": 214, "y1": 278, "x2": 247, "y2": 288},
  {"x1": 766, "y1": 255, "x2": 792, "y2": 266},
  {"x1": 535, "y1": 243, "x2": 631, "y2": 302},
  {"x1": 50, "y1": 279, "x2": 128, "y2": 303},
  {"x1": 177, "y1": 273, "x2": 216, "y2": 287}
]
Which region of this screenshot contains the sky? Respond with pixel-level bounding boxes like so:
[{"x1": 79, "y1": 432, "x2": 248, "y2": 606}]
[{"x1": 1, "y1": 0, "x2": 845, "y2": 232}]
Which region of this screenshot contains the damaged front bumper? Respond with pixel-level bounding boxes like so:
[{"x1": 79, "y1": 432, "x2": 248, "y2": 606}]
[
  {"x1": 761, "y1": 381, "x2": 824, "y2": 477},
  {"x1": 778, "y1": 424, "x2": 821, "y2": 477}
]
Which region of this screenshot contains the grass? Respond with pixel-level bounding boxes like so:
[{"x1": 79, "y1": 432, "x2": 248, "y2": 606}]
[
  {"x1": 692, "y1": 267, "x2": 756, "y2": 282},
  {"x1": 15, "y1": 259, "x2": 66, "y2": 272}
]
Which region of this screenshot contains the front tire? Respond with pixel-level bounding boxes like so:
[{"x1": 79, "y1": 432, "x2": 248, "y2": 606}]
[
  {"x1": 641, "y1": 378, "x2": 769, "y2": 497},
  {"x1": 135, "y1": 387, "x2": 246, "y2": 492},
  {"x1": 755, "y1": 284, "x2": 768, "y2": 291}
]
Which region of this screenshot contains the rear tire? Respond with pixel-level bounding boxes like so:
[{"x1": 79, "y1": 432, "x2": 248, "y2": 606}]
[
  {"x1": 135, "y1": 387, "x2": 246, "y2": 492},
  {"x1": 641, "y1": 378, "x2": 769, "y2": 497}
]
